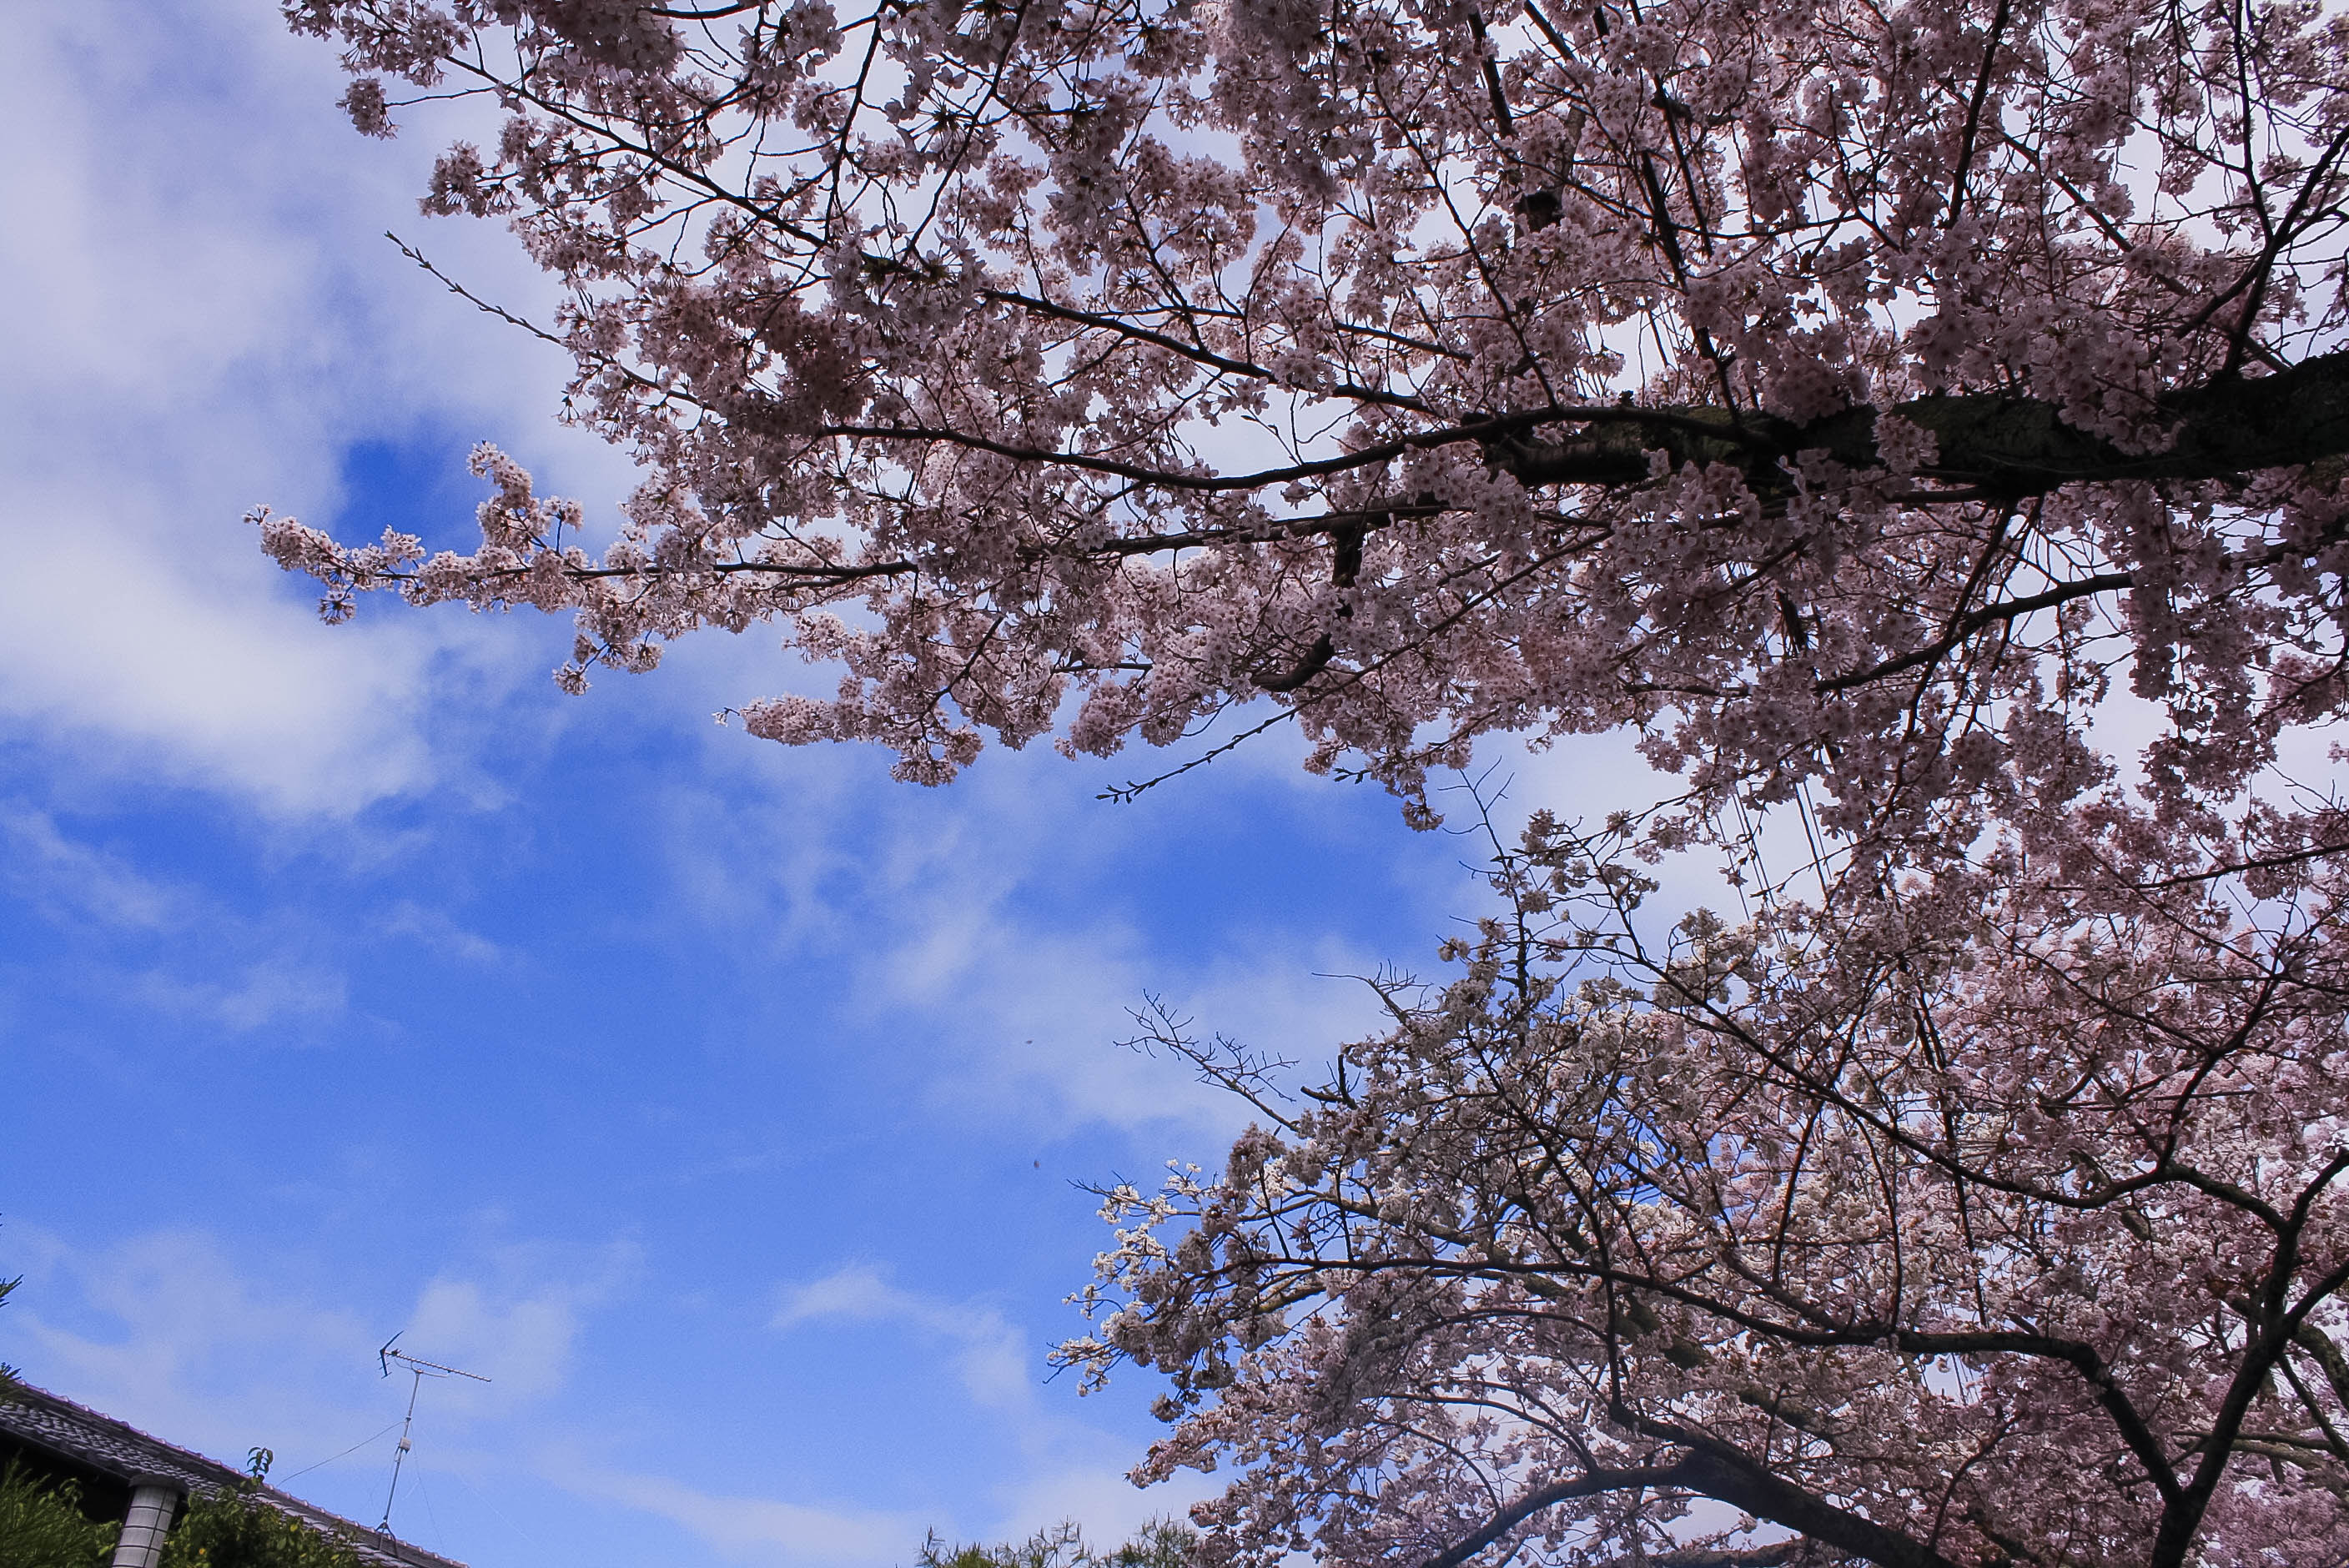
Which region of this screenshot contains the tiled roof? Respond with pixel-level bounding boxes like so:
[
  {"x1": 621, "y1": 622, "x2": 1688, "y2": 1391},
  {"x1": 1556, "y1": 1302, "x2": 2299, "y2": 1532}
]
[{"x1": 0, "y1": 1382, "x2": 470, "y2": 1568}]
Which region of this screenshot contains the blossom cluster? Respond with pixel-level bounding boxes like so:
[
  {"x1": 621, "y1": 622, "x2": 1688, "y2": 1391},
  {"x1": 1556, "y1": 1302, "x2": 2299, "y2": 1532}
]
[
  {"x1": 264, "y1": 0, "x2": 2349, "y2": 1558},
  {"x1": 1065, "y1": 809, "x2": 2349, "y2": 1567},
  {"x1": 270, "y1": 0, "x2": 2349, "y2": 843}
]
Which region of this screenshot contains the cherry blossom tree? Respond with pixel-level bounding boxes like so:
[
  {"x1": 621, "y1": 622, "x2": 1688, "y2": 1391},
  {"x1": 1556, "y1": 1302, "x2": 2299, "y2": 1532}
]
[
  {"x1": 1063, "y1": 803, "x2": 2349, "y2": 1568},
  {"x1": 271, "y1": 0, "x2": 2349, "y2": 837},
  {"x1": 266, "y1": 0, "x2": 2349, "y2": 1560}
]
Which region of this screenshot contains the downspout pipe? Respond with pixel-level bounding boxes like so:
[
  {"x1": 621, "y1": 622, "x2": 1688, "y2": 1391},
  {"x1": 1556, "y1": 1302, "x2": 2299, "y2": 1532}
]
[{"x1": 108, "y1": 1476, "x2": 183, "y2": 1568}]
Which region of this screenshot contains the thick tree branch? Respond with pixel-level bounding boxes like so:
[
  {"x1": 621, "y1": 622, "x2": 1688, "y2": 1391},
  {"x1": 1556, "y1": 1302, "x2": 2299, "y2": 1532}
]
[
  {"x1": 1416, "y1": 1462, "x2": 1698, "y2": 1568},
  {"x1": 1501, "y1": 351, "x2": 2349, "y2": 498},
  {"x1": 807, "y1": 352, "x2": 2349, "y2": 503}
]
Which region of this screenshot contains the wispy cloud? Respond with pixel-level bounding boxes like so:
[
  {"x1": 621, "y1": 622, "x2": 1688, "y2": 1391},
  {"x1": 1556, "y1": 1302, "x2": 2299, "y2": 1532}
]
[
  {"x1": 0, "y1": 1226, "x2": 669, "y2": 1551},
  {"x1": 131, "y1": 959, "x2": 350, "y2": 1033},
  {"x1": 381, "y1": 900, "x2": 506, "y2": 966},
  {"x1": 0, "y1": 804, "x2": 188, "y2": 931},
  {"x1": 775, "y1": 1266, "x2": 1034, "y2": 1420},
  {"x1": 0, "y1": 805, "x2": 363, "y2": 1038},
  {"x1": 398, "y1": 1240, "x2": 641, "y2": 1407},
  {"x1": 0, "y1": 1, "x2": 633, "y2": 819},
  {"x1": 561, "y1": 1467, "x2": 917, "y2": 1568},
  {"x1": 2, "y1": 1229, "x2": 380, "y2": 1462},
  {"x1": 768, "y1": 1265, "x2": 1210, "y2": 1558},
  {"x1": 645, "y1": 741, "x2": 1407, "y2": 1141}
]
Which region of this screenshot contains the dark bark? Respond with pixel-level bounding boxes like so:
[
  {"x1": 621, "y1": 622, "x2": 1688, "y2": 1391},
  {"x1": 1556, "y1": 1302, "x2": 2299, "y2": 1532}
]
[{"x1": 1496, "y1": 350, "x2": 2349, "y2": 499}]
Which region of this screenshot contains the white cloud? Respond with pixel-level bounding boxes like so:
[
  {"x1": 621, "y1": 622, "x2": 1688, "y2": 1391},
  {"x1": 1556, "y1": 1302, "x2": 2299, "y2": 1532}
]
[
  {"x1": 0, "y1": 803, "x2": 187, "y2": 930},
  {"x1": 866, "y1": 868, "x2": 1402, "y2": 1140},
  {"x1": 1, "y1": 1229, "x2": 380, "y2": 1465},
  {"x1": 988, "y1": 1467, "x2": 1211, "y2": 1557},
  {"x1": 767, "y1": 1266, "x2": 1210, "y2": 1560},
  {"x1": 644, "y1": 737, "x2": 1404, "y2": 1141},
  {"x1": 0, "y1": 497, "x2": 445, "y2": 812},
  {"x1": 769, "y1": 1264, "x2": 908, "y2": 1330},
  {"x1": 566, "y1": 1466, "x2": 916, "y2": 1568},
  {"x1": 1, "y1": 1228, "x2": 637, "y2": 1460},
  {"x1": 12, "y1": 1229, "x2": 1169, "y2": 1568},
  {"x1": 0, "y1": 0, "x2": 636, "y2": 817},
  {"x1": 0, "y1": 1224, "x2": 712, "y2": 1565},
  {"x1": 774, "y1": 1266, "x2": 1034, "y2": 1419},
  {"x1": 402, "y1": 1280, "x2": 583, "y2": 1407},
  {"x1": 132, "y1": 958, "x2": 350, "y2": 1033},
  {"x1": 390, "y1": 1239, "x2": 641, "y2": 1410},
  {"x1": 0, "y1": 804, "x2": 378, "y2": 1038},
  {"x1": 381, "y1": 900, "x2": 506, "y2": 965}
]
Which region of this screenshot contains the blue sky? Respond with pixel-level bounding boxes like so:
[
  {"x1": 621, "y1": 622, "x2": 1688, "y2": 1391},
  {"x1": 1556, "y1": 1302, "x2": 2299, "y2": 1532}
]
[{"x1": 0, "y1": 7, "x2": 1667, "y2": 1567}]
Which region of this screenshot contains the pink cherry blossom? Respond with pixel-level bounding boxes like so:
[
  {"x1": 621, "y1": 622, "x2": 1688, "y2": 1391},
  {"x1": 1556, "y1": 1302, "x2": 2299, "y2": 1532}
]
[
  {"x1": 1065, "y1": 805, "x2": 2349, "y2": 1568},
  {"x1": 268, "y1": 0, "x2": 2349, "y2": 836},
  {"x1": 266, "y1": 0, "x2": 2349, "y2": 1559}
]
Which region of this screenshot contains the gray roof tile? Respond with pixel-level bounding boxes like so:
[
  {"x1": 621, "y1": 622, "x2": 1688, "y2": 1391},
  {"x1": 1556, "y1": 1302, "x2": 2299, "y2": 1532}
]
[{"x1": 0, "y1": 1383, "x2": 470, "y2": 1568}]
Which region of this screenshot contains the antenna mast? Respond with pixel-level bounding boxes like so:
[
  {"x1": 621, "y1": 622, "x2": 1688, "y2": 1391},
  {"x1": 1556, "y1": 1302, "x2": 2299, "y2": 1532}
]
[{"x1": 375, "y1": 1334, "x2": 490, "y2": 1536}]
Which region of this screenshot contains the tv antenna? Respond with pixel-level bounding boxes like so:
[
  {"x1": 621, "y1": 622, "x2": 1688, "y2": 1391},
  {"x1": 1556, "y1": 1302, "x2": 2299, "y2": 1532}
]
[{"x1": 375, "y1": 1334, "x2": 489, "y2": 1535}]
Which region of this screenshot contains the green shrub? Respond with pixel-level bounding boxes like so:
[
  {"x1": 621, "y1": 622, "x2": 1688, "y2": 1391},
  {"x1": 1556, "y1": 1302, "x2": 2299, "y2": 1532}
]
[
  {"x1": 155, "y1": 1489, "x2": 365, "y2": 1568},
  {"x1": 0, "y1": 1461, "x2": 118, "y2": 1568},
  {"x1": 916, "y1": 1518, "x2": 1195, "y2": 1568}
]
